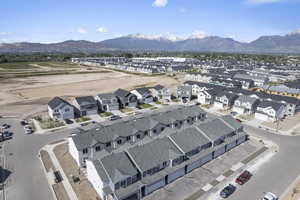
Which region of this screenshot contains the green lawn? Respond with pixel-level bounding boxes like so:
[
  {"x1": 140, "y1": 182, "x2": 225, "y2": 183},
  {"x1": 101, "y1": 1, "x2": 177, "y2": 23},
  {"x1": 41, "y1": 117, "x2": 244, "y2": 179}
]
[
  {"x1": 154, "y1": 100, "x2": 162, "y2": 105},
  {"x1": 120, "y1": 108, "x2": 134, "y2": 113},
  {"x1": 100, "y1": 112, "x2": 113, "y2": 117},
  {"x1": 140, "y1": 103, "x2": 154, "y2": 109},
  {"x1": 75, "y1": 116, "x2": 91, "y2": 123},
  {"x1": 35, "y1": 116, "x2": 65, "y2": 129}
]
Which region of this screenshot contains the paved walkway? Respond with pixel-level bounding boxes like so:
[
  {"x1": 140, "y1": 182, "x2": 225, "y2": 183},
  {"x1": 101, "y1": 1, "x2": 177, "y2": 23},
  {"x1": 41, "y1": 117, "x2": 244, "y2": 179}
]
[{"x1": 43, "y1": 142, "x2": 79, "y2": 200}]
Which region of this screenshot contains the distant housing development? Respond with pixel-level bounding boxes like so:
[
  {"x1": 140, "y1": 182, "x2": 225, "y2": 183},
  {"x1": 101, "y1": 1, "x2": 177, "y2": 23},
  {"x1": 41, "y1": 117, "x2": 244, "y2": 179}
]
[{"x1": 68, "y1": 105, "x2": 248, "y2": 200}]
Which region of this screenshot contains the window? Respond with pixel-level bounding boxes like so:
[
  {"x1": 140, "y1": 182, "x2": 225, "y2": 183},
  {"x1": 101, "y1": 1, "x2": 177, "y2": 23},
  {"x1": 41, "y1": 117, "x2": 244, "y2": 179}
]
[
  {"x1": 126, "y1": 136, "x2": 131, "y2": 141},
  {"x1": 120, "y1": 180, "x2": 126, "y2": 187},
  {"x1": 163, "y1": 161, "x2": 168, "y2": 167},
  {"x1": 144, "y1": 131, "x2": 148, "y2": 136},
  {"x1": 117, "y1": 140, "x2": 122, "y2": 145},
  {"x1": 115, "y1": 182, "x2": 120, "y2": 190},
  {"x1": 106, "y1": 142, "x2": 111, "y2": 147},
  {"x1": 95, "y1": 146, "x2": 101, "y2": 152},
  {"x1": 82, "y1": 148, "x2": 88, "y2": 154},
  {"x1": 153, "y1": 129, "x2": 157, "y2": 133},
  {"x1": 136, "y1": 134, "x2": 141, "y2": 139},
  {"x1": 65, "y1": 108, "x2": 70, "y2": 112}
]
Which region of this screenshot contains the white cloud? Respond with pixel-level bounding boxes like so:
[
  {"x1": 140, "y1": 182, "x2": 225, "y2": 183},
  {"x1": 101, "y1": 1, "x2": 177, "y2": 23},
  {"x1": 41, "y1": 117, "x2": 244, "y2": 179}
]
[
  {"x1": 246, "y1": 0, "x2": 282, "y2": 4},
  {"x1": 77, "y1": 27, "x2": 88, "y2": 34},
  {"x1": 179, "y1": 8, "x2": 187, "y2": 13},
  {"x1": 152, "y1": 0, "x2": 168, "y2": 8},
  {"x1": 97, "y1": 27, "x2": 108, "y2": 33},
  {"x1": 0, "y1": 32, "x2": 10, "y2": 35}
]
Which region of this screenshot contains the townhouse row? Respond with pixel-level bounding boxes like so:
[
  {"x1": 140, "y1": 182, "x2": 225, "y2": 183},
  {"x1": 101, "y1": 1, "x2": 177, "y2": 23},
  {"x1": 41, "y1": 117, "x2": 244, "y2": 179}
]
[
  {"x1": 47, "y1": 85, "x2": 171, "y2": 121},
  {"x1": 68, "y1": 105, "x2": 248, "y2": 200},
  {"x1": 183, "y1": 81, "x2": 300, "y2": 122}
]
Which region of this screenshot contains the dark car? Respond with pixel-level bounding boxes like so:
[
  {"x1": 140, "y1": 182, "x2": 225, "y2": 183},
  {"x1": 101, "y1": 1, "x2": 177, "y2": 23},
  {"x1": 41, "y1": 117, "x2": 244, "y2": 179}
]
[
  {"x1": 235, "y1": 170, "x2": 252, "y2": 185},
  {"x1": 109, "y1": 115, "x2": 121, "y2": 121},
  {"x1": 64, "y1": 119, "x2": 74, "y2": 124},
  {"x1": 54, "y1": 171, "x2": 63, "y2": 183},
  {"x1": 220, "y1": 184, "x2": 236, "y2": 198},
  {"x1": 20, "y1": 120, "x2": 28, "y2": 126},
  {"x1": 2, "y1": 124, "x2": 10, "y2": 129}
]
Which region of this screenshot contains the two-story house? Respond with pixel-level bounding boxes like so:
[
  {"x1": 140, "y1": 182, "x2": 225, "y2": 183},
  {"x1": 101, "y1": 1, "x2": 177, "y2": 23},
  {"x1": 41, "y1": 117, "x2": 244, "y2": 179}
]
[
  {"x1": 48, "y1": 97, "x2": 74, "y2": 120},
  {"x1": 95, "y1": 93, "x2": 119, "y2": 112},
  {"x1": 73, "y1": 96, "x2": 98, "y2": 116},
  {"x1": 214, "y1": 92, "x2": 238, "y2": 109},
  {"x1": 232, "y1": 95, "x2": 259, "y2": 115},
  {"x1": 131, "y1": 88, "x2": 154, "y2": 104},
  {"x1": 176, "y1": 86, "x2": 193, "y2": 103},
  {"x1": 150, "y1": 85, "x2": 171, "y2": 102},
  {"x1": 114, "y1": 88, "x2": 138, "y2": 108},
  {"x1": 255, "y1": 101, "x2": 286, "y2": 122}
]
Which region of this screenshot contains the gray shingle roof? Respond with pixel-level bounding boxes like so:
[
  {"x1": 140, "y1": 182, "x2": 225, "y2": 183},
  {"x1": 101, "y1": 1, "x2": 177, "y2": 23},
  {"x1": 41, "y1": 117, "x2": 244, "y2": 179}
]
[
  {"x1": 235, "y1": 95, "x2": 258, "y2": 105},
  {"x1": 48, "y1": 97, "x2": 70, "y2": 109},
  {"x1": 128, "y1": 137, "x2": 182, "y2": 172},
  {"x1": 170, "y1": 127, "x2": 211, "y2": 153},
  {"x1": 75, "y1": 96, "x2": 97, "y2": 106},
  {"x1": 196, "y1": 118, "x2": 234, "y2": 141},
  {"x1": 220, "y1": 115, "x2": 243, "y2": 130},
  {"x1": 101, "y1": 152, "x2": 139, "y2": 183}
]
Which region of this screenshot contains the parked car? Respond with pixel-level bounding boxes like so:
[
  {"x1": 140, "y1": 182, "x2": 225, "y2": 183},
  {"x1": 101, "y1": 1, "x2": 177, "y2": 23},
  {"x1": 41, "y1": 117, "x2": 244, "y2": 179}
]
[
  {"x1": 20, "y1": 120, "x2": 28, "y2": 126},
  {"x1": 109, "y1": 115, "x2": 121, "y2": 121},
  {"x1": 220, "y1": 184, "x2": 236, "y2": 198},
  {"x1": 24, "y1": 125, "x2": 32, "y2": 130},
  {"x1": 54, "y1": 171, "x2": 63, "y2": 183},
  {"x1": 261, "y1": 192, "x2": 278, "y2": 200},
  {"x1": 235, "y1": 170, "x2": 252, "y2": 185},
  {"x1": 230, "y1": 111, "x2": 238, "y2": 116},
  {"x1": 64, "y1": 119, "x2": 73, "y2": 124},
  {"x1": 25, "y1": 129, "x2": 33, "y2": 134},
  {"x1": 2, "y1": 124, "x2": 10, "y2": 129}
]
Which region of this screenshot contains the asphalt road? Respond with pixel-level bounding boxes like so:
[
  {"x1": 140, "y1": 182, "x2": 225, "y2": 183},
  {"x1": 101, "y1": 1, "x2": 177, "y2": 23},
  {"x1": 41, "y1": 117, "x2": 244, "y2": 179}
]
[
  {"x1": 226, "y1": 124, "x2": 300, "y2": 200},
  {"x1": 1, "y1": 118, "x2": 300, "y2": 200},
  {"x1": 0, "y1": 118, "x2": 70, "y2": 200}
]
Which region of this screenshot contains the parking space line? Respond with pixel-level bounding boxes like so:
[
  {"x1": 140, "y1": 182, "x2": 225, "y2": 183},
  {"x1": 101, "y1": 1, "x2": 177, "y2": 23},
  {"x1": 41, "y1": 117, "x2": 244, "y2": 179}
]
[
  {"x1": 202, "y1": 183, "x2": 213, "y2": 192},
  {"x1": 231, "y1": 162, "x2": 244, "y2": 171},
  {"x1": 216, "y1": 175, "x2": 225, "y2": 182}
]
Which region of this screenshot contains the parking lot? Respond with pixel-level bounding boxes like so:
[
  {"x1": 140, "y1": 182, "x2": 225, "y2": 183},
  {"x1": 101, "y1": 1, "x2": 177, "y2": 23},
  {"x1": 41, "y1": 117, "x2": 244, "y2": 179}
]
[{"x1": 144, "y1": 140, "x2": 263, "y2": 200}]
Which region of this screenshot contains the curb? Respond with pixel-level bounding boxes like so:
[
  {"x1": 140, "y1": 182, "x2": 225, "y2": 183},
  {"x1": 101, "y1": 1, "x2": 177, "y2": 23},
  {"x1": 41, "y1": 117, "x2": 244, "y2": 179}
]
[
  {"x1": 38, "y1": 148, "x2": 58, "y2": 200},
  {"x1": 280, "y1": 173, "x2": 300, "y2": 199}
]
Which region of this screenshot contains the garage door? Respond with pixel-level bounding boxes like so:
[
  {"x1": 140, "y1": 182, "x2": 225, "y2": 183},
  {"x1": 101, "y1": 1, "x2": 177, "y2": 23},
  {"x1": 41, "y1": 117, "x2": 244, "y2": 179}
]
[
  {"x1": 226, "y1": 141, "x2": 237, "y2": 151},
  {"x1": 237, "y1": 135, "x2": 247, "y2": 145},
  {"x1": 214, "y1": 102, "x2": 224, "y2": 109},
  {"x1": 146, "y1": 178, "x2": 165, "y2": 195},
  {"x1": 187, "y1": 160, "x2": 201, "y2": 173},
  {"x1": 232, "y1": 107, "x2": 244, "y2": 115},
  {"x1": 167, "y1": 168, "x2": 185, "y2": 183},
  {"x1": 214, "y1": 146, "x2": 226, "y2": 158},
  {"x1": 255, "y1": 113, "x2": 268, "y2": 121},
  {"x1": 199, "y1": 153, "x2": 213, "y2": 166},
  {"x1": 121, "y1": 192, "x2": 139, "y2": 200}
]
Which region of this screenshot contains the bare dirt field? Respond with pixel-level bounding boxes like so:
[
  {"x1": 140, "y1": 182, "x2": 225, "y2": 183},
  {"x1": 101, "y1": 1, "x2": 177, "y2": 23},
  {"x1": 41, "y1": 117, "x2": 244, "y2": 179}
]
[{"x1": 0, "y1": 67, "x2": 179, "y2": 117}]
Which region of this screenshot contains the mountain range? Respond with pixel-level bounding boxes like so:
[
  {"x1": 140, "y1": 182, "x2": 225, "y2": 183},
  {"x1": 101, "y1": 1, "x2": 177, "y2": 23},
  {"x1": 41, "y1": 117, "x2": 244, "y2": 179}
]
[{"x1": 1, "y1": 30, "x2": 300, "y2": 54}]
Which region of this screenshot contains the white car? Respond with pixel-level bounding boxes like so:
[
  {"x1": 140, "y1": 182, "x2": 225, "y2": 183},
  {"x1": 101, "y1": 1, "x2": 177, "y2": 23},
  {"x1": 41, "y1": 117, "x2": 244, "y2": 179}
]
[{"x1": 262, "y1": 192, "x2": 278, "y2": 200}]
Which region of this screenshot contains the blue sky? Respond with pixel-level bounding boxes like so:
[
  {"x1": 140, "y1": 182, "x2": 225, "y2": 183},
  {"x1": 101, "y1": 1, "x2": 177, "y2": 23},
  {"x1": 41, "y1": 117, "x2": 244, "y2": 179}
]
[{"x1": 0, "y1": 0, "x2": 299, "y2": 43}]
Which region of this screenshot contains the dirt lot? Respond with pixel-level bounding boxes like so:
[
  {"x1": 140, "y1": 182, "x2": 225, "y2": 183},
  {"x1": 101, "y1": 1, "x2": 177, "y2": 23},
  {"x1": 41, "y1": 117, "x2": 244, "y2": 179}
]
[
  {"x1": 53, "y1": 143, "x2": 100, "y2": 200},
  {"x1": 0, "y1": 64, "x2": 179, "y2": 117}
]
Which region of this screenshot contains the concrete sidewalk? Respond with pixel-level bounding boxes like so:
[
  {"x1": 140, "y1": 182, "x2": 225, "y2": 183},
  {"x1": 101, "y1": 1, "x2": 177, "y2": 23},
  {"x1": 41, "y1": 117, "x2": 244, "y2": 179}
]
[{"x1": 42, "y1": 141, "x2": 79, "y2": 200}]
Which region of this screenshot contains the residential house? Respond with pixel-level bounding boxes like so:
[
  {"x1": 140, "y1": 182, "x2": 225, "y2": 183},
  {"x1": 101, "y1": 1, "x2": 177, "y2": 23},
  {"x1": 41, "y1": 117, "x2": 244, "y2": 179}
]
[
  {"x1": 232, "y1": 96, "x2": 259, "y2": 115},
  {"x1": 176, "y1": 86, "x2": 193, "y2": 103},
  {"x1": 197, "y1": 89, "x2": 220, "y2": 105},
  {"x1": 114, "y1": 89, "x2": 138, "y2": 108},
  {"x1": 95, "y1": 93, "x2": 119, "y2": 112},
  {"x1": 255, "y1": 101, "x2": 286, "y2": 121},
  {"x1": 214, "y1": 92, "x2": 238, "y2": 109},
  {"x1": 48, "y1": 97, "x2": 74, "y2": 120},
  {"x1": 131, "y1": 88, "x2": 154, "y2": 104},
  {"x1": 150, "y1": 85, "x2": 171, "y2": 102},
  {"x1": 73, "y1": 96, "x2": 98, "y2": 116}
]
